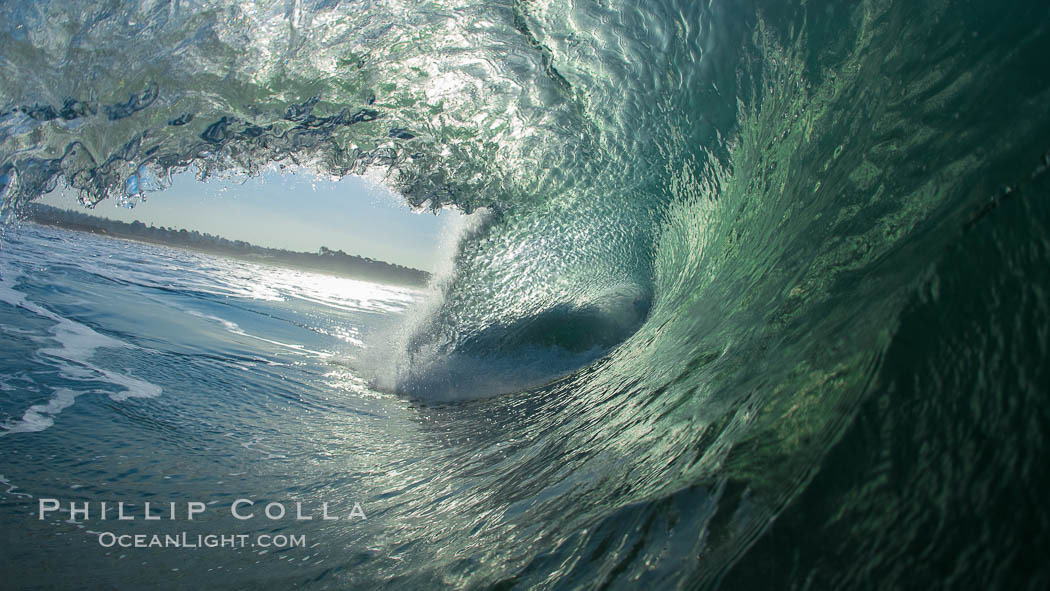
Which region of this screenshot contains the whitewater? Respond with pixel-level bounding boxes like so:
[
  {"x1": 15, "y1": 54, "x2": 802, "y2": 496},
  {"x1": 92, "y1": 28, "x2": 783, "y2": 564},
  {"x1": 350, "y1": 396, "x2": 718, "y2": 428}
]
[{"x1": 2, "y1": 0, "x2": 1050, "y2": 589}]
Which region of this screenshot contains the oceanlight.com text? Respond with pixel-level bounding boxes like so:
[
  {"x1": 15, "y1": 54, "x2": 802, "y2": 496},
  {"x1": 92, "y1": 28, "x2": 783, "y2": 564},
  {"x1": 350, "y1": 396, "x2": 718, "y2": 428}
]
[{"x1": 95, "y1": 531, "x2": 307, "y2": 549}]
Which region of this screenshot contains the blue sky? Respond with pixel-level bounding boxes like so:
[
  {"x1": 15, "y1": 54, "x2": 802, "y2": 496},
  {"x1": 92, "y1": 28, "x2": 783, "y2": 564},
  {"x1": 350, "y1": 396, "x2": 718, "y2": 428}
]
[{"x1": 41, "y1": 169, "x2": 459, "y2": 272}]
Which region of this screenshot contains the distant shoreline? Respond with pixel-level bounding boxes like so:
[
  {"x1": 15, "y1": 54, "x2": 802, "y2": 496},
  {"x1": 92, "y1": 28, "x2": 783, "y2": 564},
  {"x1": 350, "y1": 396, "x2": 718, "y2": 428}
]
[{"x1": 22, "y1": 203, "x2": 430, "y2": 288}]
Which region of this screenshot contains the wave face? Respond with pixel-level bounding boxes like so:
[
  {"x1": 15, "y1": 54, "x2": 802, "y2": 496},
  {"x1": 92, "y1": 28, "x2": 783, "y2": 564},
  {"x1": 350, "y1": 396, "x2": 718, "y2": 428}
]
[{"x1": 3, "y1": 0, "x2": 1050, "y2": 588}]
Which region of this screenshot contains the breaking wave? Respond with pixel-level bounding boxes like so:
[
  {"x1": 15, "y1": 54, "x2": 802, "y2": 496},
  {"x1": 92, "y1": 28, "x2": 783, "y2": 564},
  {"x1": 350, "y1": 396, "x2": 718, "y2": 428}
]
[{"x1": 3, "y1": 0, "x2": 1050, "y2": 588}]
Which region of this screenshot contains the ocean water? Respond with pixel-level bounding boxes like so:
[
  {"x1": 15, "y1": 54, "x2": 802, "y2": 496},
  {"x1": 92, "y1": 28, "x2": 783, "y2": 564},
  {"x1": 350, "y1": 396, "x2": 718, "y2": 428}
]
[{"x1": 2, "y1": 0, "x2": 1050, "y2": 589}]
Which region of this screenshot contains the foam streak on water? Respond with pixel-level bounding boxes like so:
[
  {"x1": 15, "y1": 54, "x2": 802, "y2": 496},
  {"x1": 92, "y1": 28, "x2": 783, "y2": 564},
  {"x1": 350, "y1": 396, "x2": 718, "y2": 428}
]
[{"x1": 0, "y1": 267, "x2": 160, "y2": 434}]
